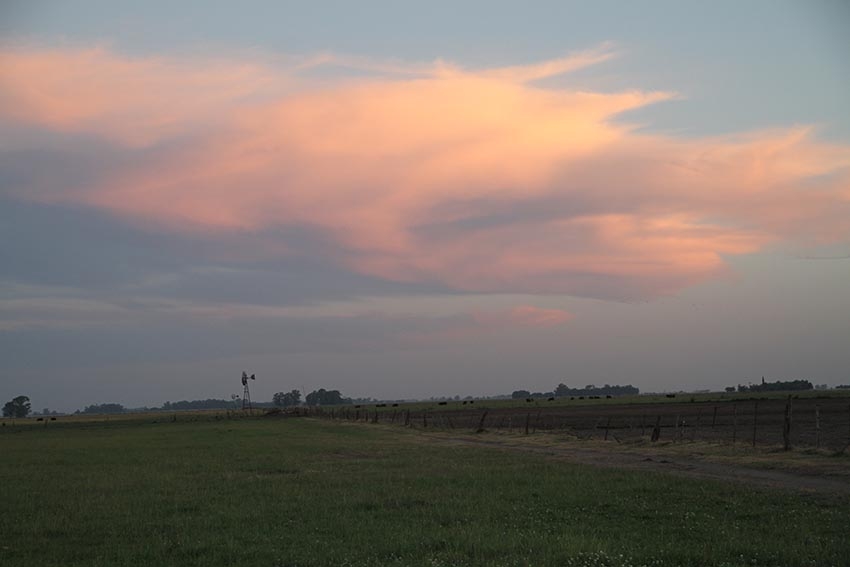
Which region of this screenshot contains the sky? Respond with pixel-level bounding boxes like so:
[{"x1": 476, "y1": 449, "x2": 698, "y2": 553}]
[{"x1": 1, "y1": 1, "x2": 849, "y2": 412}]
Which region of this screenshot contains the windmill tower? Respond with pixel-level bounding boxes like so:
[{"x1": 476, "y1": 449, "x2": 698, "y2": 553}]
[{"x1": 241, "y1": 371, "x2": 256, "y2": 410}]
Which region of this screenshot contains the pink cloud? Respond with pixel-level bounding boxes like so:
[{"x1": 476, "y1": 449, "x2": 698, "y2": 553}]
[{"x1": 2, "y1": 45, "x2": 848, "y2": 300}]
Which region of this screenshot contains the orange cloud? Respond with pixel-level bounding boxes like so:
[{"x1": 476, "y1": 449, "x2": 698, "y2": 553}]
[{"x1": 2, "y1": 45, "x2": 848, "y2": 300}]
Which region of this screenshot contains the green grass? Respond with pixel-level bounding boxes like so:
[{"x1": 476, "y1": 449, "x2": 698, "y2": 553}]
[{"x1": 1, "y1": 417, "x2": 848, "y2": 567}]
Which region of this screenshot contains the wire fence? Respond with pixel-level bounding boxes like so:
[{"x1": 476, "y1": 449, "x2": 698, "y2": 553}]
[{"x1": 307, "y1": 397, "x2": 850, "y2": 452}]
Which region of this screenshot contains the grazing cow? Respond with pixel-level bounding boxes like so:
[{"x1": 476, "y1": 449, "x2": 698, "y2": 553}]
[
  {"x1": 526, "y1": 398, "x2": 533, "y2": 403},
  {"x1": 438, "y1": 401, "x2": 447, "y2": 405},
  {"x1": 392, "y1": 403, "x2": 398, "y2": 407},
  {"x1": 606, "y1": 395, "x2": 612, "y2": 399},
  {"x1": 547, "y1": 397, "x2": 555, "y2": 401},
  {"x1": 665, "y1": 394, "x2": 676, "y2": 398}
]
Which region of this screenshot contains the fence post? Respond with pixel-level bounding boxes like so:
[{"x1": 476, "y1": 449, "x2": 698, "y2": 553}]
[
  {"x1": 712, "y1": 406, "x2": 718, "y2": 429},
  {"x1": 422, "y1": 411, "x2": 427, "y2": 428},
  {"x1": 404, "y1": 410, "x2": 410, "y2": 427},
  {"x1": 693, "y1": 409, "x2": 702, "y2": 441},
  {"x1": 752, "y1": 401, "x2": 759, "y2": 448},
  {"x1": 640, "y1": 414, "x2": 647, "y2": 437},
  {"x1": 732, "y1": 403, "x2": 738, "y2": 444},
  {"x1": 815, "y1": 405, "x2": 821, "y2": 450},
  {"x1": 782, "y1": 396, "x2": 792, "y2": 451},
  {"x1": 651, "y1": 415, "x2": 661, "y2": 442},
  {"x1": 604, "y1": 416, "x2": 611, "y2": 441},
  {"x1": 524, "y1": 412, "x2": 531, "y2": 435},
  {"x1": 476, "y1": 410, "x2": 488, "y2": 433}
]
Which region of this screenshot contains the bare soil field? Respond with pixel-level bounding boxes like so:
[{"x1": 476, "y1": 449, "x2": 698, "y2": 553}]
[
  {"x1": 416, "y1": 430, "x2": 850, "y2": 495},
  {"x1": 377, "y1": 395, "x2": 850, "y2": 451}
]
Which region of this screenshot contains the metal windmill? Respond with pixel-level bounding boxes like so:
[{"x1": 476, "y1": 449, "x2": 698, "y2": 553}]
[{"x1": 241, "y1": 371, "x2": 256, "y2": 410}]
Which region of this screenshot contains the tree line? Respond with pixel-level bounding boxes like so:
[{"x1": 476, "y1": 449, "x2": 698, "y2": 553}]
[
  {"x1": 512, "y1": 383, "x2": 639, "y2": 399},
  {"x1": 733, "y1": 378, "x2": 813, "y2": 393}
]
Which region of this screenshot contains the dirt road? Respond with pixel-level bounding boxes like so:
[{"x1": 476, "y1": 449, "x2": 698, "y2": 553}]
[{"x1": 423, "y1": 431, "x2": 850, "y2": 495}]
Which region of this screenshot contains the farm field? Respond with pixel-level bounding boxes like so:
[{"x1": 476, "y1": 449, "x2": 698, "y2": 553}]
[
  {"x1": 2, "y1": 415, "x2": 849, "y2": 567},
  {"x1": 326, "y1": 392, "x2": 850, "y2": 452}
]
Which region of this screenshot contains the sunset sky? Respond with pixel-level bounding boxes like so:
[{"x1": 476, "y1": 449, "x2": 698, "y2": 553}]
[{"x1": 2, "y1": 1, "x2": 849, "y2": 411}]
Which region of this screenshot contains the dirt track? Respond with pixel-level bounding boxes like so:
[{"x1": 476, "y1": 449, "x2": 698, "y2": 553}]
[{"x1": 422, "y1": 432, "x2": 850, "y2": 495}]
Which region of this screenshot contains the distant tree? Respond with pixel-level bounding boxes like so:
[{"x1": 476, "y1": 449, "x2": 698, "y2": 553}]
[
  {"x1": 725, "y1": 387, "x2": 736, "y2": 393},
  {"x1": 273, "y1": 389, "x2": 301, "y2": 407},
  {"x1": 738, "y1": 379, "x2": 813, "y2": 394},
  {"x1": 305, "y1": 389, "x2": 348, "y2": 406},
  {"x1": 511, "y1": 390, "x2": 531, "y2": 399},
  {"x1": 81, "y1": 403, "x2": 125, "y2": 414},
  {"x1": 3, "y1": 395, "x2": 31, "y2": 418},
  {"x1": 554, "y1": 383, "x2": 570, "y2": 397},
  {"x1": 547, "y1": 384, "x2": 639, "y2": 397},
  {"x1": 162, "y1": 399, "x2": 234, "y2": 411}
]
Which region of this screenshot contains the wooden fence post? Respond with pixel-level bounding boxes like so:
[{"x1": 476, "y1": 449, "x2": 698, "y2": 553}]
[
  {"x1": 651, "y1": 415, "x2": 661, "y2": 442},
  {"x1": 693, "y1": 409, "x2": 702, "y2": 441},
  {"x1": 603, "y1": 416, "x2": 611, "y2": 441},
  {"x1": 732, "y1": 403, "x2": 738, "y2": 444},
  {"x1": 712, "y1": 406, "x2": 718, "y2": 429},
  {"x1": 752, "y1": 401, "x2": 759, "y2": 448},
  {"x1": 476, "y1": 410, "x2": 488, "y2": 433},
  {"x1": 815, "y1": 405, "x2": 821, "y2": 450},
  {"x1": 524, "y1": 412, "x2": 531, "y2": 435},
  {"x1": 404, "y1": 410, "x2": 410, "y2": 427},
  {"x1": 782, "y1": 396, "x2": 792, "y2": 451}
]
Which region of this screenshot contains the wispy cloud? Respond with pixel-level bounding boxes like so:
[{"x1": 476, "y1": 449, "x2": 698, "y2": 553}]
[{"x1": 2, "y1": 45, "x2": 848, "y2": 301}]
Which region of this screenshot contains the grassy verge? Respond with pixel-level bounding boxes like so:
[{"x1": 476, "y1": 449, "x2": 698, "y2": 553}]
[{"x1": 1, "y1": 417, "x2": 847, "y2": 566}]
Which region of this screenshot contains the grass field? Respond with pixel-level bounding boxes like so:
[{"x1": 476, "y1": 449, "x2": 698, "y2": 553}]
[{"x1": 2, "y1": 416, "x2": 849, "y2": 567}]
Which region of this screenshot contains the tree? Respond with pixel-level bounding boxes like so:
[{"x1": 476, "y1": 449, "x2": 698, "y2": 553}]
[
  {"x1": 511, "y1": 390, "x2": 531, "y2": 399},
  {"x1": 3, "y1": 395, "x2": 31, "y2": 418},
  {"x1": 554, "y1": 383, "x2": 570, "y2": 397},
  {"x1": 305, "y1": 388, "x2": 348, "y2": 406},
  {"x1": 273, "y1": 389, "x2": 301, "y2": 407},
  {"x1": 81, "y1": 403, "x2": 125, "y2": 414}
]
